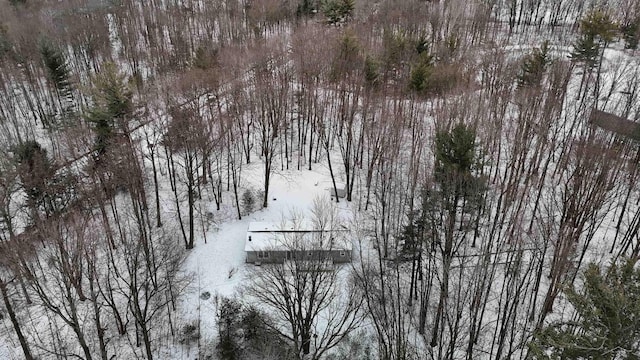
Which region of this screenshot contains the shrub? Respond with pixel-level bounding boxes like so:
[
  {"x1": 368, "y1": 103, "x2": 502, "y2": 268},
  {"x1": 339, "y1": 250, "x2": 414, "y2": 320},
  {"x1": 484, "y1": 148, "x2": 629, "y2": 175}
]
[
  {"x1": 178, "y1": 321, "x2": 200, "y2": 345},
  {"x1": 241, "y1": 189, "x2": 255, "y2": 215}
]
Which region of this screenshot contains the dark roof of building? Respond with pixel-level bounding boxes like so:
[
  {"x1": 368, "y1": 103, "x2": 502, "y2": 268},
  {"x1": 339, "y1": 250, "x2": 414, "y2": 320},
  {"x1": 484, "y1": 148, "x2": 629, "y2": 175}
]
[{"x1": 589, "y1": 109, "x2": 640, "y2": 140}]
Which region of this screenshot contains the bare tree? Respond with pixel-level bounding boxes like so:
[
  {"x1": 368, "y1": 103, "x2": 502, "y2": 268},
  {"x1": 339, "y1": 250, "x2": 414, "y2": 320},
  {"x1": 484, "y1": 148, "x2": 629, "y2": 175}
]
[
  {"x1": 123, "y1": 231, "x2": 188, "y2": 360},
  {"x1": 247, "y1": 199, "x2": 363, "y2": 359},
  {"x1": 0, "y1": 161, "x2": 35, "y2": 360},
  {"x1": 251, "y1": 45, "x2": 290, "y2": 208},
  {"x1": 165, "y1": 102, "x2": 209, "y2": 250},
  {"x1": 23, "y1": 211, "x2": 94, "y2": 360}
]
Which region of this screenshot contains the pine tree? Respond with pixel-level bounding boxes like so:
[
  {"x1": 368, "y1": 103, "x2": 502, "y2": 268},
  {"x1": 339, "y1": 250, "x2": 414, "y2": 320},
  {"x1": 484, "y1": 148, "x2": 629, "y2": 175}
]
[
  {"x1": 569, "y1": 8, "x2": 617, "y2": 68},
  {"x1": 0, "y1": 25, "x2": 11, "y2": 61},
  {"x1": 93, "y1": 63, "x2": 133, "y2": 123},
  {"x1": 85, "y1": 63, "x2": 133, "y2": 156},
  {"x1": 363, "y1": 55, "x2": 380, "y2": 88},
  {"x1": 579, "y1": 9, "x2": 618, "y2": 43},
  {"x1": 193, "y1": 45, "x2": 217, "y2": 70},
  {"x1": 529, "y1": 258, "x2": 640, "y2": 359},
  {"x1": 12, "y1": 140, "x2": 67, "y2": 218},
  {"x1": 428, "y1": 123, "x2": 485, "y2": 345},
  {"x1": 569, "y1": 34, "x2": 600, "y2": 68},
  {"x1": 40, "y1": 40, "x2": 75, "y2": 118},
  {"x1": 241, "y1": 189, "x2": 255, "y2": 215},
  {"x1": 435, "y1": 124, "x2": 478, "y2": 180},
  {"x1": 621, "y1": 17, "x2": 640, "y2": 50},
  {"x1": 322, "y1": 0, "x2": 355, "y2": 25},
  {"x1": 13, "y1": 140, "x2": 52, "y2": 205},
  {"x1": 240, "y1": 306, "x2": 282, "y2": 354},
  {"x1": 399, "y1": 210, "x2": 423, "y2": 259},
  {"x1": 330, "y1": 31, "x2": 361, "y2": 81},
  {"x1": 40, "y1": 42, "x2": 71, "y2": 93},
  {"x1": 87, "y1": 107, "x2": 115, "y2": 156},
  {"x1": 215, "y1": 298, "x2": 288, "y2": 359},
  {"x1": 297, "y1": 0, "x2": 316, "y2": 18},
  {"x1": 217, "y1": 298, "x2": 243, "y2": 360},
  {"x1": 415, "y1": 35, "x2": 428, "y2": 55},
  {"x1": 409, "y1": 53, "x2": 433, "y2": 93},
  {"x1": 518, "y1": 40, "x2": 552, "y2": 88}
]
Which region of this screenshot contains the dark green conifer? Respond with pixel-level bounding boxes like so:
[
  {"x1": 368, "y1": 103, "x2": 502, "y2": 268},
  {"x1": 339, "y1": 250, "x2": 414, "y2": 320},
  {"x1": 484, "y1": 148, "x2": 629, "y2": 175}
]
[
  {"x1": 530, "y1": 258, "x2": 640, "y2": 359},
  {"x1": 518, "y1": 41, "x2": 552, "y2": 87},
  {"x1": 569, "y1": 9, "x2": 617, "y2": 68},
  {"x1": 40, "y1": 41, "x2": 73, "y2": 102},
  {"x1": 409, "y1": 53, "x2": 434, "y2": 93},
  {"x1": 621, "y1": 17, "x2": 639, "y2": 49}
]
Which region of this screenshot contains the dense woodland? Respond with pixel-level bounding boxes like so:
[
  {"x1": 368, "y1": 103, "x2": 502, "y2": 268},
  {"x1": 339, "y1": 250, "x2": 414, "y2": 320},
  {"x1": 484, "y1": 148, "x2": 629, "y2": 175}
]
[{"x1": 0, "y1": 0, "x2": 640, "y2": 359}]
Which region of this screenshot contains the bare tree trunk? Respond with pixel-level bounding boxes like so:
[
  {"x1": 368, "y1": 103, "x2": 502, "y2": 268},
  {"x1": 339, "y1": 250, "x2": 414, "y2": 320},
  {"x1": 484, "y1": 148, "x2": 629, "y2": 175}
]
[
  {"x1": 150, "y1": 144, "x2": 162, "y2": 228},
  {"x1": 0, "y1": 279, "x2": 34, "y2": 360}
]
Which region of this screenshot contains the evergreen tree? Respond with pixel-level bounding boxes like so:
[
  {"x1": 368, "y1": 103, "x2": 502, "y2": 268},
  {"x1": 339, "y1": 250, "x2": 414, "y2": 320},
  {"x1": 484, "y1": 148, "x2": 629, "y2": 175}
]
[
  {"x1": 217, "y1": 298, "x2": 243, "y2": 360},
  {"x1": 427, "y1": 123, "x2": 485, "y2": 344},
  {"x1": 93, "y1": 63, "x2": 133, "y2": 123},
  {"x1": 569, "y1": 8, "x2": 617, "y2": 68},
  {"x1": 40, "y1": 40, "x2": 75, "y2": 118},
  {"x1": 13, "y1": 140, "x2": 53, "y2": 206},
  {"x1": 579, "y1": 9, "x2": 618, "y2": 42},
  {"x1": 363, "y1": 55, "x2": 380, "y2": 88},
  {"x1": 409, "y1": 53, "x2": 433, "y2": 93},
  {"x1": 240, "y1": 306, "x2": 284, "y2": 355},
  {"x1": 193, "y1": 45, "x2": 218, "y2": 70},
  {"x1": 12, "y1": 140, "x2": 75, "y2": 217},
  {"x1": 40, "y1": 42, "x2": 71, "y2": 94},
  {"x1": 430, "y1": 123, "x2": 485, "y2": 228},
  {"x1": 241, "y1": 189, "x2": 255, "y2": 215},
  {"x1": 569, "y1": 34, "x2": 600, "y2": 68},
  {"x1": 435, "y1": 124, "x2": 478, "y2": 182},
  {"x1": 87, "y1": 107, "x2": 115, "y2": 156},
  {"x1": 322, "y1": 0, "x2": 355, "y2": 25},
  {"x1": 216, "y1": 298, "x2": 290, "y2": 359},
  {"x1": 415, "y1": 35, "x2": 428, "y2": 55},
  {"x1": 381, "y1": 30, "x2": 409, "y2": 75},
  {"x1": 399, "y1": 210, "x2": 424, "y2": 259},
  {"x1": 529, "y1": 258, "x2": 640, "y2": 359},
  {"x1": 621, "y1": 17, "x2": 640, "y2": 50},
  {"x1": 330, "y1": 31, "x2": 361, "y2": 81},
  {"x1": 518, "y1": 41, "x2": 552, "y2": 88},
  {"x1": 85, "y1": 63, "x2": 133, "y2": 156},
  {"x1": 443, "y1": 34, "x2": 460, "y2": 59},
  {"x1": 297, "y1": 0, "x2": 317, "y2": 18},
  {"x1": 0, "y1": 25, "x2": 11, "y2": 61}
]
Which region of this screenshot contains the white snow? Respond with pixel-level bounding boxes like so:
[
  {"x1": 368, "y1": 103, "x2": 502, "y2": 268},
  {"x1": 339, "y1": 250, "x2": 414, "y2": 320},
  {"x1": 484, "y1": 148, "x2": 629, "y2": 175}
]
[
  {"x1": 176, "y1": 159, "x2": 355, "y2": 344},
  {"x1": 245, "y1": 221, "x2": 351, "y2": 251}
]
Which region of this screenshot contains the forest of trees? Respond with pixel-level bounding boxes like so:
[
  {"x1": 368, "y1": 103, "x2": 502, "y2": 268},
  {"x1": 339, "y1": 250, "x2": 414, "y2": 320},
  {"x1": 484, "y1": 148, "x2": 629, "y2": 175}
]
[{"x1": 0, "y1": 0, "x2": 639, "y2": 359}]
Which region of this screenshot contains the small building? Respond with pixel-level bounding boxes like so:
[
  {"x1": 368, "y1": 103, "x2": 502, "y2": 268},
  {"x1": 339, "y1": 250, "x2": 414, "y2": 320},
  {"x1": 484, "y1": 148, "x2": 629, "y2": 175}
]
[
  {"x1": 245, "y1": 221, "x2": 352, "y2": 264},
  {"x1": 589, "y1": 109, "x2": 640, "y2": 140}
]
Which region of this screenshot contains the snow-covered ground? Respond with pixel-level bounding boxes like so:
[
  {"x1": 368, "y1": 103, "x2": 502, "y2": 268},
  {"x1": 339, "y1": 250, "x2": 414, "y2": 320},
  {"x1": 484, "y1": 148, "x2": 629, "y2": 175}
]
[
  {"x1": 2, "y1": 2, "x2": 640, "y2": 356},
  {"x1": 175, "y1": 156, "x2": 355, "y2": 349}
]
